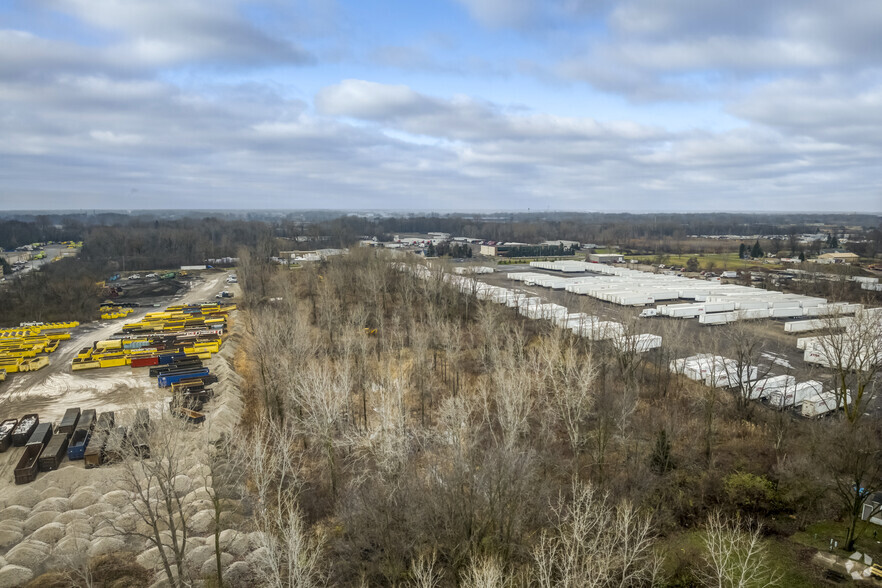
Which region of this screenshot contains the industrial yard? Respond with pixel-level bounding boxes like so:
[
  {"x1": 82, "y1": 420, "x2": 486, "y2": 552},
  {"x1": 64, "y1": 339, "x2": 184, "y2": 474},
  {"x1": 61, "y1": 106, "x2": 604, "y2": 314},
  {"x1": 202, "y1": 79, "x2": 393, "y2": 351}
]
[
  {"x1": 0, "y1": 272, "x2": 238, "y2": 492},
  {"x1": 0, "y1": 211, "x2": 880, "y2": 587},
  {"x1": 464, "y1": 262, "x2": 875, "y2": 402}
]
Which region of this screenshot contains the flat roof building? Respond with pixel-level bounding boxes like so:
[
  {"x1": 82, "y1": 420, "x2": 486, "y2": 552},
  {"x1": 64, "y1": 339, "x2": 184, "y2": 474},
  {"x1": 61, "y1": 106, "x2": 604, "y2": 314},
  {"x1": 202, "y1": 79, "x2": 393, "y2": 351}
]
[{"x1": 587, "y1": 253, "x2": 624, "y2": 263}]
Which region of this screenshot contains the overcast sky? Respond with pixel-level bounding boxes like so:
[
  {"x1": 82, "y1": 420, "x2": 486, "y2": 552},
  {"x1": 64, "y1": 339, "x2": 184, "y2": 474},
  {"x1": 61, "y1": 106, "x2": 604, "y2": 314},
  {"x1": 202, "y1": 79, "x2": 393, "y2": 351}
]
[{"x1": 1, "y1": 0, "x2": 880, "y2": 212}]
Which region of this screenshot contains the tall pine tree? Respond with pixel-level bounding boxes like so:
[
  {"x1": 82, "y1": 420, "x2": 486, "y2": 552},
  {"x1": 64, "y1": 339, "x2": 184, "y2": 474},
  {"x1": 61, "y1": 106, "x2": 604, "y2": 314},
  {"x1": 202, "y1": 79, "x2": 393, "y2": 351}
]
[{"x1": 751, "y1": 239, "x2": 763, "y2": 258}]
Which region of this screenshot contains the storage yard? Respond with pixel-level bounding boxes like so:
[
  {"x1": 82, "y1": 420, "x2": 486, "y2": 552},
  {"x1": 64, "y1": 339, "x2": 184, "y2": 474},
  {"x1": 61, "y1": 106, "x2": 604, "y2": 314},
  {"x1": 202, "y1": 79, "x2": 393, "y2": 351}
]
[
  {"x1": 413, "y1": 258, "x2": 882, "y2": 420},
  {"x1": 0, "y1": 271, "x2": 239, "y2": 488}
]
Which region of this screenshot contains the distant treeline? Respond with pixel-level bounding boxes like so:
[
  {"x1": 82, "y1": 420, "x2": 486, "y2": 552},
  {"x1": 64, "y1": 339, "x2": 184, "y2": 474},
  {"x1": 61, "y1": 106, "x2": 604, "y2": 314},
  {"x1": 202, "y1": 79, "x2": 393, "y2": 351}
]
[
  {"x1": 2, "y1": 212, "x2": 880, "y2": 262},
  {"x1": 0, "y1": 258, "x2": 105, "y2": 326},
  {"x1": 282, "y1": 213, "x2": 882, "y2": 257},
  {"x1": 81, "y1": 219, "x2": 275, "y2": 270},
  {"x1": 0, "y1": 219, "x2": 84, "y2": 250}
]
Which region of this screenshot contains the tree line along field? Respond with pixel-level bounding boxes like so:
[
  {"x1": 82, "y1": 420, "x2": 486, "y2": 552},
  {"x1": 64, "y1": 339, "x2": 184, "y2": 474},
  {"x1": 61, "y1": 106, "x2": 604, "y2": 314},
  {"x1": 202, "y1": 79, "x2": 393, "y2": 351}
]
[{"x1": 231, "y1": 248, "x2": 882, "y2": 586}]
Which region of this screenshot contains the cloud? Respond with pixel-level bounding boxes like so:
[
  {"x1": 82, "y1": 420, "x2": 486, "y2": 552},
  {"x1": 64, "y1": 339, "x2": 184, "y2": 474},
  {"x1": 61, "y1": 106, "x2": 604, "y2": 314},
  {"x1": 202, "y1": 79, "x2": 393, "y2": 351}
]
[
  {"x1": 2, "y1": 66, "x2": 878, "y2": 211},
  {"x1": 0, "y1": 2, "x2": 878, "y2": 211},
  {"x1": 39, "y1": 0, "x2": 313, "y2": 67},
  {"x1": 89, "y1": 130, "x2": 145, "y2": 145},
  {"x1": 315, "y1": 79, "x2": 664, "y2": 143},
  {"x1": 468, "y1": 0, "x2": 882, "y2": 103},
  {"x1": 729, "y1": 75, "x2": 882, "y2": 147}
]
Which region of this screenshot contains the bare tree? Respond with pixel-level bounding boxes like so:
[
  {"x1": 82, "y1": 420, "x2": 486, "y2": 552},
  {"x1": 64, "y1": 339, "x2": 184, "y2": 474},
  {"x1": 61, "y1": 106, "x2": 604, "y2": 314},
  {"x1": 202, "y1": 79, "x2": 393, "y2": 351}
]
[
  {"x1": 248, "y1": 303, "x2": 318, "y2": 422},
  {"x1": 53, "y1": 546, "x2": 96, "y2": 588},
  {"x1": 700, "y1": 511, "x2": 781, "y2": 588},
  {"x1": 409, "y1": 551, "x2": 444, "y2": 588},
  {"x1": 820, "y1": 419, "x2": 882, "y2": 551},
  {"x1": 288, "y1": 359, "x2": 352, "y2": 499},
  {"x1": 488, "y1": 355, "x2": 535, "y2": 452},
  {"x1": 439, "y1": 319, "x2": 463, "y2": 396},
  {"x1": 197, "y1": 426, "x2": 246, "y2": 588},
  {"x1": 461, "y1": 556, "x2": 509, "y2": 588},
  {"x1": 237, "y1": 245, "x2": 275, "y2": 308},
  {"x1": 719, "y1": 320, "x2": 777, "y2": 419},
  {"x1": 245, "y1": 418, "x2": 327, "y2": 588},
  {"x1": 533, "y1": 480, "x2": 663, "y2": 587},
  {"x1": 113, "y1": 415, "x2": 194, "y2": 588},
  {"x1": 811, "y1": 308, "x2": 882, "y2": 424},
  {"x1": 538, "y1": 333, "x2": 598, "y2": 464}
]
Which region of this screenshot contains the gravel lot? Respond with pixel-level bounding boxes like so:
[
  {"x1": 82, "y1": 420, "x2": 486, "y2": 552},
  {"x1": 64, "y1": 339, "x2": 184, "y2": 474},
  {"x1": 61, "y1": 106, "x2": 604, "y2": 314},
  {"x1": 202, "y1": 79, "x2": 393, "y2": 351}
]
[{"x1": 0, "y1": 271, "x2": 237, "y2": 489}]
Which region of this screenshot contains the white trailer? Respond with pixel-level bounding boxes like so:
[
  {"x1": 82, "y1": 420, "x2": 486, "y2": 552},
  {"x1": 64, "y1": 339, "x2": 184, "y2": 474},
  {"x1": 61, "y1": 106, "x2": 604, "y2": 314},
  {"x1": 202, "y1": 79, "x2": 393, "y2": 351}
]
[
  {"x1": 748, "y1": 375, "x2": 795, "y2": 400},
  {"x1": 769, "y1": 380, "x2": 823, "y2": 409},
  {"x1": 796, "y1": 336, "x2": 819, "y2": 351},
  {"x1": 790, "y1": 316, "x2": 853, "y2": 332},
  {"x1": 769, "y1": 299, "x2": 802, "y2": 309},
  {"x1": 700, "y1": 362, "x2": 757, "y2": 388},
  {"x1": 614, "y1": 294, "x2": 655, "y2": 306},
  {"x1": 704, "y1": 301, "x2": 737, "y2": 313},
  {"x1": 769, "y1": 307, "x2": 804, "y2": 319},
  {"x1": 577, "y1": 321, "x2": 625, "y2": 340},
  {"x1": 514, "y1": 298, "x2": 542, "y2": 313},
  {"x1": 735, "y1": 301, "x2": 772, "y2": 311},
  {"x1": 737, "y1": 308, "x2": 771, "y2": 320},
  {"x1": 800, "y1": 392, "x2": 842, "y2": 418},
  {"x1": 668, "y1": 306, "x2": 704, "y2": 319},
  {"x1": 612, "y1": 334, "x2": 662, "y2": 353},
  {"x1": 569, "y1": 316, "x2": 600, "y2": 334},
  {"x1": 699, "y1": 312, "x2": 736, "y2": 325},
  {"x1": 672, "y1": 354, "x2": 734, "y2": 384}
]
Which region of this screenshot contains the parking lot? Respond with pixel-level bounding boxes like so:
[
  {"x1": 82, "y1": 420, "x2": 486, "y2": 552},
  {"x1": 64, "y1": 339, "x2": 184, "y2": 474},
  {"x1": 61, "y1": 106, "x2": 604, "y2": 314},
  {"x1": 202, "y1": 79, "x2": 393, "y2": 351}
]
[{"x1": 472, "y1": 264, "x2": 882, "y2": 414}]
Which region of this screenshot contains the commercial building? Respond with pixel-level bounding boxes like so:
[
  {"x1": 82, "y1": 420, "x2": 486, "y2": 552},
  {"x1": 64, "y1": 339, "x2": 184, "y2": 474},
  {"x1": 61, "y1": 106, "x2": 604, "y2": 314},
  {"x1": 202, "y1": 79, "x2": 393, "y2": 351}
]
[
  {"x1": 816, "y1": 251, "x2": 859, "y2": 264},
  {"x1": 587, "y1": 253, "x2": 624, "y2": 263}
]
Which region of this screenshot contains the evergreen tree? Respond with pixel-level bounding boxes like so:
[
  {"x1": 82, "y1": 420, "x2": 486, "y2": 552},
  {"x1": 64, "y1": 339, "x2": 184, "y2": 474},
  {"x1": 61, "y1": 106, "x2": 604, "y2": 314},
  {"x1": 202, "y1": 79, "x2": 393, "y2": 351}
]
[
  {"x1": 738, "y1": 243, "x2": 747, "y2": 259},
  {"x1": 751, "y1": 239, "x2": 763, "y2": 258},
  {"x1": 799, "y1": 250, "x2": 806, "y2": 262},
  {"x1": 426, "y1": 242, "x2": 436, "y2": 257},
  {"x1": 650, "y1": 429, "x2": 675, "y2": 474}
]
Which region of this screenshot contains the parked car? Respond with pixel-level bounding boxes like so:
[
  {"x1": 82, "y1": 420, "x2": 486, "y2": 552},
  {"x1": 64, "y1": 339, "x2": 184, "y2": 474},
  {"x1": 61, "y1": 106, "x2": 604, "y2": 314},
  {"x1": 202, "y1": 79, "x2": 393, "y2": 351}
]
[{"x1": 128, "y1": 274, "x2": 140, "y2": 280}]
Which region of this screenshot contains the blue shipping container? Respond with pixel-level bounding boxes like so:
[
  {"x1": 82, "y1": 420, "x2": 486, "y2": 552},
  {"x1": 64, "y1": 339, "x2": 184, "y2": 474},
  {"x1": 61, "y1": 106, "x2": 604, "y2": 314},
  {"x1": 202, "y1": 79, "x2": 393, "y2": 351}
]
[{"x1": 158, "y1": 368, "x2": 210, "y2": 388}]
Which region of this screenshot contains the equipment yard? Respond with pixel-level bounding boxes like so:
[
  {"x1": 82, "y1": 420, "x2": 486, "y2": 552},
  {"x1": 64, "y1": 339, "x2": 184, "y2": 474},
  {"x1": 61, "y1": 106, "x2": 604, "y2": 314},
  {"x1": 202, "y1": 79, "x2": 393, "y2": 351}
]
[{"x1": 0, "y1": 271, "x2": 239, "y2": 491}]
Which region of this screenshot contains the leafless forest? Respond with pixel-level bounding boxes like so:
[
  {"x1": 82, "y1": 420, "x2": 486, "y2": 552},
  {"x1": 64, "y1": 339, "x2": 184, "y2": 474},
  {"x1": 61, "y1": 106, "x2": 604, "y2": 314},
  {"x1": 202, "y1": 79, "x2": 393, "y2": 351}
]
[{"x1": 230, "y1": 248, "x2": 881, "y2": 586}]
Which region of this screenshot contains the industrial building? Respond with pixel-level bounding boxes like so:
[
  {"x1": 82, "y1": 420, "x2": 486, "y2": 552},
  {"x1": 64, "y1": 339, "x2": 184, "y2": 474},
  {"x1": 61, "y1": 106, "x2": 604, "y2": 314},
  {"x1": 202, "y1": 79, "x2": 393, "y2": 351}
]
[
  {"x1": 587, "y1": 253, "x2": 624, "y2": 263},
  {"x1": 816, "y1": 251, "x2": 859, "y2": 263}
]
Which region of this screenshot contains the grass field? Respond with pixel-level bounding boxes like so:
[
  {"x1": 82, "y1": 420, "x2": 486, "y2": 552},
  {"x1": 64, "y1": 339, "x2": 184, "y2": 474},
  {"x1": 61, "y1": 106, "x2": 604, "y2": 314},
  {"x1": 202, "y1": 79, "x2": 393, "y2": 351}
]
[
  {"x1": 659, "y1": 529, "x2": 825, "y2": 587},
  {"x1": 625, "y1": 252, "x2": 784, "y2": 271},
  {"x1": 791, "y1": 519, "x2": 882, "y2": 562},
  {"x1": 494, "y1": 256, "x2": 576, "y2": 265}
]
